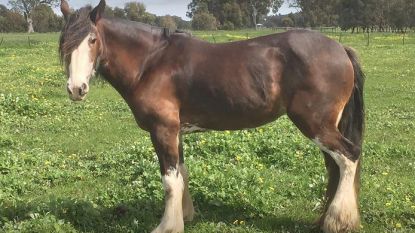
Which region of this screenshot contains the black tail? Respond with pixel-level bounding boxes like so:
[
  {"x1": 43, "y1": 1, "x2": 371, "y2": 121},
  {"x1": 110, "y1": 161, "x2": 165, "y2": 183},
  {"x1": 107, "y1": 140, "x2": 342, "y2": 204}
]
[
  {"x1": 341, "y1": 46, "x2": 365, "y2": 193},
  {"x1": 341, "y1": 47, "x2": 365, "y2": 154}
]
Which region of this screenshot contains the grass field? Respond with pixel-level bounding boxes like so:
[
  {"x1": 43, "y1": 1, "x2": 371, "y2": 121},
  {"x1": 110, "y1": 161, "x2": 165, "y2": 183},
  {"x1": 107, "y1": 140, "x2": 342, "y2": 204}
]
[{"x1": 0, "y1": 30, "x2": 414, "y2": 233}]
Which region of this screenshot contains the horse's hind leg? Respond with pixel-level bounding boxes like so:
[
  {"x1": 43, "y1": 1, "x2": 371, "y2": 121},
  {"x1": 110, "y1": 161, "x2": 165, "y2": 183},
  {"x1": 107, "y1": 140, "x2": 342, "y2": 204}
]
[
  {"x1": 178, "y1": 135, "x2": 195, "y2": 222},
  {"x1": 287, "y1": 101, "x2": 360, "y2": 233},
  {"x1": 313, "y1": 130, "x2": 360, "y2": 233}
]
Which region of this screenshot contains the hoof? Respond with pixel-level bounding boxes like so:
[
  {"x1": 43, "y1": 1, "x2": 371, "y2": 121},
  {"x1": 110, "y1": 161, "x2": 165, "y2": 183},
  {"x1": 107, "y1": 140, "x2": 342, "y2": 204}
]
[
  {"x1": 182, "y1": 196, "x2": 195, "y2": 222},
  {"x1": 183, "y1": 207, "x2": 195, "y2": 222},
  {"x1": 322, "y1": 206, "x2": 360, "y2": 233},
  {"x1": 151, "y1": 220, "x2": 184, "y2": 233}
]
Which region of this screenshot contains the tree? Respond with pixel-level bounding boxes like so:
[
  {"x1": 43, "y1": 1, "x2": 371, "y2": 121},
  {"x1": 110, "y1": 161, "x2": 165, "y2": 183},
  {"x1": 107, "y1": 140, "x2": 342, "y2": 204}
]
[
  {"x1": 337, "y1": 0, "x2": 365, "y2": 32},
  {"x1": 104, "y1": 6, "x2": 114, "y2": 17},
  {"x1": 192, "y1": 11, "x2": 217, "y2": 30},
  {"x1": 8, "y1": 0, "x2": 59, "y2": 33},
  {"x1": 0, "y1": 4, "x2": 26, "y2": 32},
  {"x1": 282, "y1": 16, "x2": 294, "y2": 27},
  {"x1": 390, "y1": 0, "x2": 413, "y2": 33},
  {"x1": 141, "y1": 12, "x2": 157, "y2": 25},
  {"x1": 124, "y1": 1, "x2": 146, "y2": 21},
  {"x1": 159, "y1": 15, "x2": 177, "y2": 30},
  {"x1": 247, "y1": 0, "x2": 283, "y2": 29},
  {"x1": 289, "y1": 0, "x2": 339, "y2": 27},
  {"x1": 123, "y1": 2, "x2": 156, "y2": 25},
  {"x1": 187, "y1": 0, "x2": 283, "y2": 30},
  {"x1": 221, "y1": 2, "x2": 243, "y2": 28},
  {"x1": 113, "y1": 7, "x2": 126, "y2": 19},
  {"x1": 31, "y1": 4, "x2": 61, "y2": 32},
  {"x1": 0, "y1": 4, "x2": 7, "y2": 15},
  {"x1": 171, "y1": 16, "x2": 191, "y2": 30}
]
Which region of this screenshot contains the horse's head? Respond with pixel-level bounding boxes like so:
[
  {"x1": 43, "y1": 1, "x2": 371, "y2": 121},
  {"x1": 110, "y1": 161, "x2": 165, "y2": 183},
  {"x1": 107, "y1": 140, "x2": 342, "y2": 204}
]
[{"x1": 59, "y1": 0, "x2": 105, "y2": 101}]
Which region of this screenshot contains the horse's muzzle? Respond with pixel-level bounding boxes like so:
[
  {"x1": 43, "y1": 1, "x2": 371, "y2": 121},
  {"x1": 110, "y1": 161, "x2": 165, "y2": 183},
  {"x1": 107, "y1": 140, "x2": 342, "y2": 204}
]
[{"x1": 67, "y1": 82, "x2": 89, "y2": 101}]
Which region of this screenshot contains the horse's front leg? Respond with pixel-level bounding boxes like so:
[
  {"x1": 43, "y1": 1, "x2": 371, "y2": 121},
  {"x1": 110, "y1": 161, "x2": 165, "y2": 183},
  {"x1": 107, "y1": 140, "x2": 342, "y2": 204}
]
[{"x1": 151, "y1": 124, "x2": 184, "y2": 233}]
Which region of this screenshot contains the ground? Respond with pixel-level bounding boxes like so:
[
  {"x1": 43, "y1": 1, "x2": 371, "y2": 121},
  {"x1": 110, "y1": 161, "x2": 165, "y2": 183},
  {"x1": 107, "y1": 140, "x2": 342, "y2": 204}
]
[{"x1": 0, "y1": 30, "x2": 414, "y2": 232}]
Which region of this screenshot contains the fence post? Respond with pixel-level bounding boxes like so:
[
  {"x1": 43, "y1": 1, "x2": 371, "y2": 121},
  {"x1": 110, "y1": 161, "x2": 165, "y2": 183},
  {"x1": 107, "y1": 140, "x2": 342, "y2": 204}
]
[
  {"x1": 403, "y1": 33, "x2": 406, "y2": 45},
  {"x1": 211, "y1": 34, "x2": 216, "y2": 43},
  {"x1": 366, "y1": 31, "x2": 370, "y2": 46}
]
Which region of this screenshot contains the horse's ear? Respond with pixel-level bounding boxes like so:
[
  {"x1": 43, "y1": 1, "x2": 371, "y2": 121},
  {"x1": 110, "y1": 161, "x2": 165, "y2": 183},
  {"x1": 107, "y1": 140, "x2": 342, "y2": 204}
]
[
  {"x1": 90, "y1": 0, "x2": 106, "y2": 25},
  {"x1": 61, "y1": 0, "x2": 72, "y2": 20}
]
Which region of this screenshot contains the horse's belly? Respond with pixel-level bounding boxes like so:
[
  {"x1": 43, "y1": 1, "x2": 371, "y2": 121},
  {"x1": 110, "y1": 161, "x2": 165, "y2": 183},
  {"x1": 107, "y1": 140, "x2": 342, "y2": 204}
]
[{"x1": 180, "y1": 98, "x2": 285, "y2": 133}]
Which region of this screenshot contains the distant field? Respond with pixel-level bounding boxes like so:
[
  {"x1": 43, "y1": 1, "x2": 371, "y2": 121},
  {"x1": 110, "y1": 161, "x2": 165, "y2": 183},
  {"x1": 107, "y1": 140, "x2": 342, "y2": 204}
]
[{"x1": 0, "y1": 30, "x2": 414, "y2": 233}]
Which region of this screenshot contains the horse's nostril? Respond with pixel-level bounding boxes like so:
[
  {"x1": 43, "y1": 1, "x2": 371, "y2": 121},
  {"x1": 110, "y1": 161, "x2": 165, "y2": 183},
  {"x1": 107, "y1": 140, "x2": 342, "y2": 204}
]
[
  {"x1": 79, "y1": 83, "x2": 88, "y2": 96},
  {"x1": 81, "y1": 83, "x2": 88, "y2": 90}
]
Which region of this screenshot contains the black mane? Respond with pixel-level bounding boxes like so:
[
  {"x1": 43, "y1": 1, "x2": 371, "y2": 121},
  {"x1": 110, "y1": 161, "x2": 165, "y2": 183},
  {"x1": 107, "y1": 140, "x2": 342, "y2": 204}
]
[
  {"x1": 100, "y1": 17, "x2": 191, "y2": 39},
  {"x1": 59, "y1": 7, "x2": 192, "y2": 67}
]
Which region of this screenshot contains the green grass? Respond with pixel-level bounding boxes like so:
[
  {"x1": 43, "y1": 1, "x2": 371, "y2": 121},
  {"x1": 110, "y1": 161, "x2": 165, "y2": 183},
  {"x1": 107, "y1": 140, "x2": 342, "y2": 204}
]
[{"x1": 0, "y1": 30, "x2": 414, "y2": 233}]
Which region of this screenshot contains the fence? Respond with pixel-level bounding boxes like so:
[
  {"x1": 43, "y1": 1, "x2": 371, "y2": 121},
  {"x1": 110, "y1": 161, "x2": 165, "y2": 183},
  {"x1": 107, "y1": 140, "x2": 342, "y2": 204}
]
[
  {"x1": 0, "y1": 33, "x2": 56, "y2": 48},
  {"x1": 193, "y1": 28, "x2": 415, "y2": 47},
  {"x1": 2, "y1": 30, "x2": 415, "y2": 49}
]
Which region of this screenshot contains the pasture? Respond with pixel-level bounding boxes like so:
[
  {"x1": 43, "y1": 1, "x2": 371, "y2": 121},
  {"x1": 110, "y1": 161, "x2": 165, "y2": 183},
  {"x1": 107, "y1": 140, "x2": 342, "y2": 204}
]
[{"x1": 0, "y1": 30, "x2": 414, "y2": 232}]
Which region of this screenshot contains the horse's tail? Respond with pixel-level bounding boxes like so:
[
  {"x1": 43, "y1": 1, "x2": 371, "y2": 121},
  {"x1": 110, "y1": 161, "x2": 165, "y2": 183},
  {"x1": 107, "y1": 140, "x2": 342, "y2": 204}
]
[{"x1": 340, "y1": 46, "x2": 365, "y2": 193}]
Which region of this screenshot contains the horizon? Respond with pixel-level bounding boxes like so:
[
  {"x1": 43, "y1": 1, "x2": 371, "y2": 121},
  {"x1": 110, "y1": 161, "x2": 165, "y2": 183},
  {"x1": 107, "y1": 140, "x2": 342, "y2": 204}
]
[{"x1": 0, "y1": 0, "x2": 298, "y2": 20}]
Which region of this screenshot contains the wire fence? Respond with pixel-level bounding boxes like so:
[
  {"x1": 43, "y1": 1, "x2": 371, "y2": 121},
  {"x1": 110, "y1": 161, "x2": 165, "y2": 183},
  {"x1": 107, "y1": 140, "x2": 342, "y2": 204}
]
[
  {"x1": 0, "y1": 33, "x2": 56, "y2": 48},
  {"x1": 194, "y1": 28, "x2": 415, "y2": 47},
  {"x1": 1, "y1": 29, "x2": 415, "y2": 49}
]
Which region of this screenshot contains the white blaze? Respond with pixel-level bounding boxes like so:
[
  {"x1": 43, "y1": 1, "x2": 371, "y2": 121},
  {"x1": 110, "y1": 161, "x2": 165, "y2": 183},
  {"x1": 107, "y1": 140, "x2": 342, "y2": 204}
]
[{"x1": 67, "y1": 35, "x2": 94, "y2": 93}]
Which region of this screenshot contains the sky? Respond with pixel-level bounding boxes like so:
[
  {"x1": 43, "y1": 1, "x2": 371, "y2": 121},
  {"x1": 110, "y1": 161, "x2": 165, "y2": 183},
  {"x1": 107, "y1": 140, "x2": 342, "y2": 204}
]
[{"x1": 0, "y1": 0, "x2": 298, "y2": 20}]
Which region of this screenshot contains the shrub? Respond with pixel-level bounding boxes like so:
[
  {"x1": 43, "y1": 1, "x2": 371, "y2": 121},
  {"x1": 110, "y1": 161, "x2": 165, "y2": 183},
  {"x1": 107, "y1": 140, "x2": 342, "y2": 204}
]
[
  {"x1": 192, "y1": 12, "x2": 217, "y2": 30},
  {"x1": 222, "y1": 21, "x2": 235, "y2": 30}
]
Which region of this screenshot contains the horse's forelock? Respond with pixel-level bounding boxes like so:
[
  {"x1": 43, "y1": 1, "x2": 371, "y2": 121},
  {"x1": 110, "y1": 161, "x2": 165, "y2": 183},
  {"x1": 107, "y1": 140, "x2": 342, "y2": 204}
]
[{"x1": 59, "y1": 6, "x2": 93, "y2": 68}]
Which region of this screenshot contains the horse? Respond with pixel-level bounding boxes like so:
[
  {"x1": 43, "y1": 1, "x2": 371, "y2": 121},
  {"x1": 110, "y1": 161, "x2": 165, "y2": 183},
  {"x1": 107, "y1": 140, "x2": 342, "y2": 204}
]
[{"x1": 59, "y1": 1, "x2": 364, "y2": 232}]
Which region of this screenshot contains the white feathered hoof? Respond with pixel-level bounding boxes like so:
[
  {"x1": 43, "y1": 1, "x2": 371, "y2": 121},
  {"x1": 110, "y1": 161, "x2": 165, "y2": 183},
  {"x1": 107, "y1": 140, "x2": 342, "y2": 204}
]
[
  {"x1": 322, "y1": 204, "x2": 360, "y2": 233},
  {"x1": 151, "y1": 218, "x2": 184, "y2": 233}
]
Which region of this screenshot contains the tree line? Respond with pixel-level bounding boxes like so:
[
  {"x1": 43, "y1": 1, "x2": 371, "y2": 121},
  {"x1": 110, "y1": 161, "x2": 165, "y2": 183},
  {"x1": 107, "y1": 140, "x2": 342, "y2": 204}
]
[
  {"x1": 0, "y1": 1, "x2": 191, "y2": 33},
  {"x1": 187, "y1": 0, "x2": 415, "y2": 32},
  {"x1": 288, "y1": 0, "x2": 415, "y2": 32},
  {"x1": 187, "y1": 0, "x2": 283, "y2": 30},
  {"x1": 1, "y1": 0, "x2": 414, "y2": 33}
]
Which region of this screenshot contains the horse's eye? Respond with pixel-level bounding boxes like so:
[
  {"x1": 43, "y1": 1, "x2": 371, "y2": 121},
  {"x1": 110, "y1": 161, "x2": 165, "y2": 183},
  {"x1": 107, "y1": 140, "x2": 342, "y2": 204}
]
[{"x1": 90, "y1": 38, "x2": 97, "y2": 44}]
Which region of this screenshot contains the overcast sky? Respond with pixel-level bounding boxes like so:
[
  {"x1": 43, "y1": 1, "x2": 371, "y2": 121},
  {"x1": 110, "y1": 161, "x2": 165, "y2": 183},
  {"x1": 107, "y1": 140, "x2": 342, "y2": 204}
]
[{"x1": 0, "y1": 0, "x2": 297, "y2": 20}]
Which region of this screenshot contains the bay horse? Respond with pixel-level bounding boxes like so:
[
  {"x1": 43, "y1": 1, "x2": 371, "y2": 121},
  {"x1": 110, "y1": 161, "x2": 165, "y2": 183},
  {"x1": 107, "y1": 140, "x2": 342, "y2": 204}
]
[{"x1": 59, "y1": 1, "x2": 364, "y2": 232}]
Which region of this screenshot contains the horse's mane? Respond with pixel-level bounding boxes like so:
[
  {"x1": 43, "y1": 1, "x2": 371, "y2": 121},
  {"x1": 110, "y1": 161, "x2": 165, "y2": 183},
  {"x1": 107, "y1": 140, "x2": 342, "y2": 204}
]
[
  {"x1": 103, "y1": 18, "x2": 192, "y2": 39},
  {"x1": 59, "y1": 6, "x2": 192, "y2": 66}
]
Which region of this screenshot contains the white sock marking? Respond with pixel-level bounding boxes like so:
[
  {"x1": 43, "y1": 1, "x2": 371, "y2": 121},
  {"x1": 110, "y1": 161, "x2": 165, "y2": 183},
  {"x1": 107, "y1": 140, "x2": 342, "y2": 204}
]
[
  {"x1": 313, "y1": 138, "x2": 360, "y2": 232},
  {"x1": 152, "y1": 168, "x2": 185, "y2": 233}
]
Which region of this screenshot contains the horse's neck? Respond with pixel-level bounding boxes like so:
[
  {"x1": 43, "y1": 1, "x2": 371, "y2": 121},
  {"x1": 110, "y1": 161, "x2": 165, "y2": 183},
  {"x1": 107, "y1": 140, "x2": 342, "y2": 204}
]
[{"x1": 98, "y1": 19, "x2": 164, "y2": 94}]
